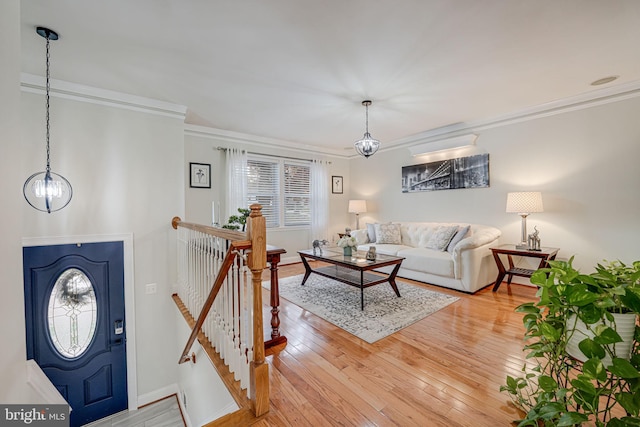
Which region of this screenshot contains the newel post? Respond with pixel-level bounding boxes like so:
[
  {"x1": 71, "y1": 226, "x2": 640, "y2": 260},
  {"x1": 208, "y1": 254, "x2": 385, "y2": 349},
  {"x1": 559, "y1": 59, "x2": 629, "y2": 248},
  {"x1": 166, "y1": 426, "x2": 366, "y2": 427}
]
[{"x1": 246, "y1": 203, "x2": 269, "y2": 416}]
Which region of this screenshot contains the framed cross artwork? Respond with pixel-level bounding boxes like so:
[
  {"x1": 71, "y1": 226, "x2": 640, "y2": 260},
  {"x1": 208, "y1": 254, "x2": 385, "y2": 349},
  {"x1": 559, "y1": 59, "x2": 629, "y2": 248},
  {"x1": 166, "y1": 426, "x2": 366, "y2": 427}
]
[
  {"x1": 190, "y1": 162, "x2": 211, "y2": 188},
  {"x1": 332, "y1": 176, "x2": 343, "y2": 194}
]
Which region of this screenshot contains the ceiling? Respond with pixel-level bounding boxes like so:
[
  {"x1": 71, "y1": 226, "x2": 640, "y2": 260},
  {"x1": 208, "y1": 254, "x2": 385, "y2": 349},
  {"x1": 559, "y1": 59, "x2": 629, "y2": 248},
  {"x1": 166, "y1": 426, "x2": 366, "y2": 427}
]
[{"x1": 19, "y1": 1, "x2": 640, "y2": 156}]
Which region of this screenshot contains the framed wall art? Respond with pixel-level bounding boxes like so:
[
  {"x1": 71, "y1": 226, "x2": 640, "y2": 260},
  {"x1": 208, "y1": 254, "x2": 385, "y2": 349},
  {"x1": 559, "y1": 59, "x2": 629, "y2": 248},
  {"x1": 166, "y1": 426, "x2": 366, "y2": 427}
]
[
  {"x1": 332, "y1": 176, "x2": 343, "y2": 194},
  {"x1": 402, "y1": 153, "x2": 490, "y2": 193},
  {"x1": 190, "y1": 162, "x2": 211, "y2": 188}
]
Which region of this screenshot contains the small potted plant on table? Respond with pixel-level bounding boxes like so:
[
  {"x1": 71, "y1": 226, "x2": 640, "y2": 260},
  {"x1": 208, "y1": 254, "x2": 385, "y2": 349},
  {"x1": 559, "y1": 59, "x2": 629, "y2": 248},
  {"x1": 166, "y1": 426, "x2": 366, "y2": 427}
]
[
  {"x1": 336, "y1": 235, "x2": 357, "y2": 257},
  {"x1": 222, "y1": 208, "x2": 250, "y2": 231},
  {"x1": 501, "y1": 257, "x2": 640, "y2": 426}
]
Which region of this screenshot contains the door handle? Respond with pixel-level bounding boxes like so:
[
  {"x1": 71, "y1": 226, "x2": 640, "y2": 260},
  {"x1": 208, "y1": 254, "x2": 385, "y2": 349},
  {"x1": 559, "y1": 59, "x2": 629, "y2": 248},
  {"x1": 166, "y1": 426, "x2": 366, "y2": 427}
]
[{"x1": 112, "y1": 338, "x2": 123, "y2": 346}]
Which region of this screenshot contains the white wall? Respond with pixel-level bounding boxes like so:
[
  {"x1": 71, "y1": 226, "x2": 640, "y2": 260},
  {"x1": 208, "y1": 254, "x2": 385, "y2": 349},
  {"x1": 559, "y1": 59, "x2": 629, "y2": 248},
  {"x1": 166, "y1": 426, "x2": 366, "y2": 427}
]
[
  {"x1": 20, "y1": 89, "x2": 185, "y2": 399},
  {"x1": 0, "y1": 0, "x2": 33, "y2": 403},
  {"x1": 350, "y1": 95, "x2": 640, "y2": 274},
  {"x1": 184, "y1": 128, "x2": 351, "y2": 263}
]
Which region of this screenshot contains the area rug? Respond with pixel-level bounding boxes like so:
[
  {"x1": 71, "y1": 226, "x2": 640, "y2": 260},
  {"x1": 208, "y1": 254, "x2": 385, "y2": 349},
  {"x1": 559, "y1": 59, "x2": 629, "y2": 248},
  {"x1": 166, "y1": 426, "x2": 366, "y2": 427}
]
[{"x1": 263, "y1": 274, "x2": 459, "y2": 343}]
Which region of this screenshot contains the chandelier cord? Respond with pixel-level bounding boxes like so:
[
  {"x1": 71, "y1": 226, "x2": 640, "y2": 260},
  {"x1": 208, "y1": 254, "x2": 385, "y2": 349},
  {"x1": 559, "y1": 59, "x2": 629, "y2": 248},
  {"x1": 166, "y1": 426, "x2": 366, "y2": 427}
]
[
  {"x1": 45, "y1": 33, "x2": 51, "y2": 174},
  {"x1": 365, "y1": 103, "x2": 369, "y2": 135}
]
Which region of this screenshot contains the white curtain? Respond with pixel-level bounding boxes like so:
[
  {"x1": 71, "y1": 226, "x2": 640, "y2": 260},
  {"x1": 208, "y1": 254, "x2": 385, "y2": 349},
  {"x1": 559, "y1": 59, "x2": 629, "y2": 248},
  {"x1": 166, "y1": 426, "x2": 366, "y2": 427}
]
[
  {"x1": 310, "y1": 159, "x2": 329, "y2": 241},
  {"x1": 225, "y1": 148, "x2": 248, "y2": 220}
]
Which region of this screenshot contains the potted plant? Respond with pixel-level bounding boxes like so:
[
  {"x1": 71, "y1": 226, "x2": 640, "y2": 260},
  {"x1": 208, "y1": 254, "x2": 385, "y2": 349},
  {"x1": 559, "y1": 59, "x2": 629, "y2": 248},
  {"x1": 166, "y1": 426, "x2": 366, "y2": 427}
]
[
  {"x1": 336, "y1": 235, "x2": 357, "y2": 257},
  {"x1": 501, "y1": 257, "x2": 640, "y2": 426},
  {"x1": 222, "y1": 208, "x2": 251, "y2": 231}
]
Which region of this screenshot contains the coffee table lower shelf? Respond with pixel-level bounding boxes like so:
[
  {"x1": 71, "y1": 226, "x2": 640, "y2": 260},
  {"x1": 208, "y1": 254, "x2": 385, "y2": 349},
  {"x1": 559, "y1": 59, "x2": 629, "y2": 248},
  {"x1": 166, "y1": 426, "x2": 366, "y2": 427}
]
[
  {"x1": 298, "y1": 249, "x2": 405, "y2": 310},
  {"x1": 311, "y1": 266, "x2": 397, "y2": 288}
]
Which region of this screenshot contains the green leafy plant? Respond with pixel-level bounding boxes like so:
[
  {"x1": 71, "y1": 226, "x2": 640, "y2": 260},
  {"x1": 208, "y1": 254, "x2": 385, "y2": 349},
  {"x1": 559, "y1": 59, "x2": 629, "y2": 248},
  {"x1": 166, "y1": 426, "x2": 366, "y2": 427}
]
[
  {"x1": 221, "y1": 207, "x2": 250, "y2": 231},
  {"x1": 501, "y1": 257, "x2": 640, "y2": 426}
]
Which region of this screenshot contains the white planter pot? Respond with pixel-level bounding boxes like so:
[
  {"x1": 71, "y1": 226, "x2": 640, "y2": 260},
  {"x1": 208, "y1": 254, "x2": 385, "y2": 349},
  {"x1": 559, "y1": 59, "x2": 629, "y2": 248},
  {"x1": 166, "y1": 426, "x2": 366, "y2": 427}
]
[{"x1": 566, "y1": 312, "x2": 637, "y2": 366}]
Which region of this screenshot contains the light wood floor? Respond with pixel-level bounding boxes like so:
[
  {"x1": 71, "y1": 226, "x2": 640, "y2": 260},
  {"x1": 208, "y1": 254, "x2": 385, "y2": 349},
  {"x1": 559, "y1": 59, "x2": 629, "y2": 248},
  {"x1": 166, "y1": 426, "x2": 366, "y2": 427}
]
[{"x1": 254, "y1": 262, "x2": 536, "y2": 426}]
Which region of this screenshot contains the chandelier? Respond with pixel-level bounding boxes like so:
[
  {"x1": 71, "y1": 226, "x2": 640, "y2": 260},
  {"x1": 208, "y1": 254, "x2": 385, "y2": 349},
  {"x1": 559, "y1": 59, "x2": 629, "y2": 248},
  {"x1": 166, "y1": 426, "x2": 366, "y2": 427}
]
[
  {"x1": 354, "y1": 100, "x2": 380, "y2": 158},
  {"x1": 23, "y1": 27, "x2": 72, "y2": 213}
]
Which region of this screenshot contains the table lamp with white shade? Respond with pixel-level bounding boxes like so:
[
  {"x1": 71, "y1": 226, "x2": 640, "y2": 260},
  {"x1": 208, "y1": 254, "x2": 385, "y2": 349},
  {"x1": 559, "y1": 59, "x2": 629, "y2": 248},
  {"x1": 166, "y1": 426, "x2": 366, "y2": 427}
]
[
  {"x1": 348, "y1": 199, "x2": 367, "y2": 229},
  {"x1": 506, "y1": 192, "x2": 543, "y2": 250}
]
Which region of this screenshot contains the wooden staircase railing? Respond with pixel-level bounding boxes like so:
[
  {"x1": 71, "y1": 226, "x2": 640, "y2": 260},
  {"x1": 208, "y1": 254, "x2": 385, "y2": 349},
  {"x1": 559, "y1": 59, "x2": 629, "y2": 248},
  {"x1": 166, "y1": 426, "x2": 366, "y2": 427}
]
[
  {"x1": 171, "y1": 203, "x2": 269, "y2": 421},
  {"x1": 177, "y1": 240, "x2": 250, "y2": 364}
]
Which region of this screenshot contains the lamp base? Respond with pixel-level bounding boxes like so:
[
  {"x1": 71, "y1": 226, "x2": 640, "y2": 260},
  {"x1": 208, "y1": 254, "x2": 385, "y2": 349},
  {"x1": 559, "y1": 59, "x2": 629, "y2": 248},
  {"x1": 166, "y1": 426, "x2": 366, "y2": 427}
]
[{"x1": 515, "y1": 243, "x2": 529, "y2": 250}]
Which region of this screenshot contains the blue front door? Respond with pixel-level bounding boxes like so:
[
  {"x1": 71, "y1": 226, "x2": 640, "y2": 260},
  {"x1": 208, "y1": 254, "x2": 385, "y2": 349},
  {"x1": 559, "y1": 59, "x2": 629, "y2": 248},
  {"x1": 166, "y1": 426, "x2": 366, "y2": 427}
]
[{"x1": 24, "y1": 241, "x2": 127, "y2": 427}]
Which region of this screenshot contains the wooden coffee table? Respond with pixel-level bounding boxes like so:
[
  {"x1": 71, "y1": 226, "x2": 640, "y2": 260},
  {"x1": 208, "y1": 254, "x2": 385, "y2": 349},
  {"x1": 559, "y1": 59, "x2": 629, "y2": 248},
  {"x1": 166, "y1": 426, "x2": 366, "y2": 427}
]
[{"x1": 298, "y1": 248, "x2": 405, "y2": 310}]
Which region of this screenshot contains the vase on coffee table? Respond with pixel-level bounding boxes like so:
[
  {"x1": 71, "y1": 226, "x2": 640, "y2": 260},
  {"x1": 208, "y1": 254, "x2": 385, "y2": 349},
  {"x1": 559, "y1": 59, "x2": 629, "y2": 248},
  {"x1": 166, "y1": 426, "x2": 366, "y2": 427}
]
[{"x1": 343, "y1": 246, "x2": 352, "y2": 257}]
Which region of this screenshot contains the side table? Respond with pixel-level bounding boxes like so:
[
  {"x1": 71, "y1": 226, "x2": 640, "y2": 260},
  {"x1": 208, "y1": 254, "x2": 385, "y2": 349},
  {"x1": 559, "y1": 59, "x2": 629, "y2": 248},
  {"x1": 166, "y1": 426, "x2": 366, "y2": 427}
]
[
  {"x1": 490, "y1": 244, "x2": 559, "y2": 292},
  {"x1": 265, "y1": 245, "x2": 287, "y2": 349}
]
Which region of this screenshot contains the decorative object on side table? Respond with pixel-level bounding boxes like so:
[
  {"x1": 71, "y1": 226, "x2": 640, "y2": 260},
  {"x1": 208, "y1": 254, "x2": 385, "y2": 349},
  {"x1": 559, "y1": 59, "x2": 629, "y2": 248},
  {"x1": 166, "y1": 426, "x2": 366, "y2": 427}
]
[
  {"x1": 527, "y1": 226, "x2": 541, "y2": 251},
  {"x1": 501, "y1": 258, "x2": 640, "y2": 426},
  {"x1": 336, "y1": 235, "x2": 357, "y2": 257},
  {"x1": 312, "y1": 239, "x2": 328, "y2": 256},
  {"x1": 506, "y1": 191, "x2": 543, "y2": 249}
]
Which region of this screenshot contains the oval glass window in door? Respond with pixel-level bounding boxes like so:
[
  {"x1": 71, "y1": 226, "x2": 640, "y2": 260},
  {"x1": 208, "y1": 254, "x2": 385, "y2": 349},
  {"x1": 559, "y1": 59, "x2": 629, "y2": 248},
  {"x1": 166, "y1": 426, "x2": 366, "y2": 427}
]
[{"x1": 47, "y1": 268, "x2": 98, "y2": 359}]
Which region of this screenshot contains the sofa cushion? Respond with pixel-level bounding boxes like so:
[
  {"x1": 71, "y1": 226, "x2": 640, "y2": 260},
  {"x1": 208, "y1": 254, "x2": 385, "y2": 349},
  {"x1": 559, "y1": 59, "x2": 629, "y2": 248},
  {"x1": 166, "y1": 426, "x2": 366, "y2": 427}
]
[
  {"x1": 397, "y1": 248, "x2": 454, "y2": 277},
  {"x1": 425, "y1": 225, "x2": 458, "y2": 251},
  {"x1": 375, "y1": 223, "x2": 402, "y2": 244},
  {"x1": 401, "y1": 223, "x2": 435, "y2": 248}
]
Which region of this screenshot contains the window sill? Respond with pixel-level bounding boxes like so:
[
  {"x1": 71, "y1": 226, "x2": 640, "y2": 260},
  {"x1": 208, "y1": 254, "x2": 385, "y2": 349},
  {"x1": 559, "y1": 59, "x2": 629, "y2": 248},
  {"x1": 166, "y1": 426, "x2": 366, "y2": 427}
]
[{"x1": 268, "y1": 226, "x2": 310, "y2": 233}]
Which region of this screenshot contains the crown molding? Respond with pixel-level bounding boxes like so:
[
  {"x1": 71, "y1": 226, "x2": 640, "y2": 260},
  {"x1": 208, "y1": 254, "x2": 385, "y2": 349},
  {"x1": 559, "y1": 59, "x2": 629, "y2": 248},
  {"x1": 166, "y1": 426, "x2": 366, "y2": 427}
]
[
  {"x1": 389, "y1": 79, "x2": 640, "y2": 152},
  {"x1": 184, "y1": 123, "x2": 348, "y2": 159},
  {"x1": 20, "y1": 73, "x2": 187, "y2": 120},
  {"x1": 19, "y1": 72, "x2": 640, "y2": 157}
]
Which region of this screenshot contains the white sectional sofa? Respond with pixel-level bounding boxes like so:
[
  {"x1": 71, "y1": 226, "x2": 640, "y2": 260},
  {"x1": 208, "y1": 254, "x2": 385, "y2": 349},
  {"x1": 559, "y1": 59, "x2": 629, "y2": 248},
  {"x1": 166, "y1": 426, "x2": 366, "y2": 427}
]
[{"x1": 351, "y1": 222, "x2": 501, "y2": 293}]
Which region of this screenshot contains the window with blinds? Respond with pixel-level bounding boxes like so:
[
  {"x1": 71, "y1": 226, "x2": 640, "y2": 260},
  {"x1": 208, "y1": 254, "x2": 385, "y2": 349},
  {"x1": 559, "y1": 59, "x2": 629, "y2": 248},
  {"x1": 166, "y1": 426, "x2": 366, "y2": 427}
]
[
  {"x1": 284, "y1": 163, "x2": 310, "y2": 226},
  {"x1": 247, "y1": 158, "x2": 280, "y2": 227},
  {"x1": 247, "y1": 155, "x2": 310, "y2": 228}
]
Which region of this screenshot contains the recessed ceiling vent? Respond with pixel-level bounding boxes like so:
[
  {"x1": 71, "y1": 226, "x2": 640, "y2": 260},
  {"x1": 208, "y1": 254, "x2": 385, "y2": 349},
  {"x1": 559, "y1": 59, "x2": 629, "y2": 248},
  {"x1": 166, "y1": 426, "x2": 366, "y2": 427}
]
[{"x1": 590, "y1": 76, "x2": 619, "y2": 86}]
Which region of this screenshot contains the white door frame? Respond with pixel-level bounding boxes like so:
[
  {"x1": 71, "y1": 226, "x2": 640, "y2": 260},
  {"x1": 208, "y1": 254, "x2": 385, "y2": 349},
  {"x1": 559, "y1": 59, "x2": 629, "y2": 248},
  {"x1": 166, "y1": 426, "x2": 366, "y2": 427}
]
[{"x1": 22, "y1": 233, "x2": 138, "y2": 411}]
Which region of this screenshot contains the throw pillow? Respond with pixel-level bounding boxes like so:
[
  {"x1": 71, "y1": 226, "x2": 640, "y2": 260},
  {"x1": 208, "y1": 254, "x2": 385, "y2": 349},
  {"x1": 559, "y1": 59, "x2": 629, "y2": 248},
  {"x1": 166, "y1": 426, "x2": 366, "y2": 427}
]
[
  {"x1": 375, "y1": 223, "x2": 402, "y2": 244},
  {"x1": 425, "y1": 225, "x2": 459, "y2": 251},
  {"x1": 447, "y1": 225, "x2": 471, "y2": 253},
  {"x1": 351, "y1": 228, "x2": 369, "y2": 245},
  {"x1": 366, "y1": 223, "x2": 377, "y2": 243}
]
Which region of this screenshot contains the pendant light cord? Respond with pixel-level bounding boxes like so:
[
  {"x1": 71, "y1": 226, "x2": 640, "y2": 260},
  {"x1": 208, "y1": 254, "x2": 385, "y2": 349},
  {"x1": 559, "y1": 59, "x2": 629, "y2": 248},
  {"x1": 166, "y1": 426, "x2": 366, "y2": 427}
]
[
  {"x1": 45, "y1": 33, "x2": 51, "y2": 174},
  {"x1": 365, "y1": 103, "x2": 369, "y2": 134}
]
